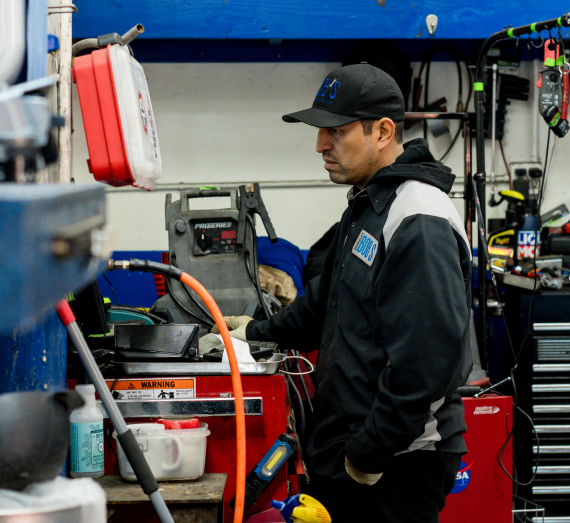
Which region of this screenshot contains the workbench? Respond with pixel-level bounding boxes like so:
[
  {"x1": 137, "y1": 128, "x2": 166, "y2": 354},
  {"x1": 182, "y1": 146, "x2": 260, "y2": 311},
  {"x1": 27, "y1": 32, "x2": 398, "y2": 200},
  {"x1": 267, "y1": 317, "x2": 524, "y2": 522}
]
[{"x1": 97, "y1": 474, "x2": 226, "y2": 523}]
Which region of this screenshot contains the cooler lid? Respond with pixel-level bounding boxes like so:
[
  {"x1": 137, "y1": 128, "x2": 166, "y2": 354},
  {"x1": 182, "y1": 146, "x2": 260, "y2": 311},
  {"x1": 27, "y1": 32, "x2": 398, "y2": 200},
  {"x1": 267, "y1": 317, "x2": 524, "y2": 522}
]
[{"x1": 109, "y1": 44, "x2": 162, "y2": 190}]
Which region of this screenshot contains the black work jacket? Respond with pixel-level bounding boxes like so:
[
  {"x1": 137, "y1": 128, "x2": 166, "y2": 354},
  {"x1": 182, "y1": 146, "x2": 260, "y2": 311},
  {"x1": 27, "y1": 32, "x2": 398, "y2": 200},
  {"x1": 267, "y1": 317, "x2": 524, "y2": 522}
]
[{"x1": 247, "y1": 139, "x2": 473, "y2": 481}]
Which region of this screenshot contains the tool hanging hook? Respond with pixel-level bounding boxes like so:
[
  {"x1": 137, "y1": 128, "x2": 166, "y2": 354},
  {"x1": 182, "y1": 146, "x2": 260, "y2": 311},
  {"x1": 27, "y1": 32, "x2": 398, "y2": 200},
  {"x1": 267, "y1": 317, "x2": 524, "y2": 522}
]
[
  {"x1": 557, "y1": 27, "x2": 567, "y2": 56},
  {"x1": 530, "y1": 32, "x2": 545, "y2": 49}
]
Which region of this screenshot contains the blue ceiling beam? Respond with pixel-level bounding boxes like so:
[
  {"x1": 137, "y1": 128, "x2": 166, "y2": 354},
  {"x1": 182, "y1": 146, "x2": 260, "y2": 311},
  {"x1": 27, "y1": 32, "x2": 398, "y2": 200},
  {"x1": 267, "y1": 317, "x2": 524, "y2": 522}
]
[{"x1": 73, "y1": 1, "x2": 570, "y2": 41}]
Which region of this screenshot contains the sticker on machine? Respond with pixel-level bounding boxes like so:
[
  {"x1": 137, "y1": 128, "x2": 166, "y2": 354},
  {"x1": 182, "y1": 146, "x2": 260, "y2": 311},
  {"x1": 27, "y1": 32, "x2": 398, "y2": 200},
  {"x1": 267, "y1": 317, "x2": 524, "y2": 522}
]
[
  {"x1": 105, "y1": 378, "x2": 195, "y2": 400},
  {"x1": 450, "y1": 460, "x2": 474, "y2": 494},
  {"x1": 352, "y1": 229, "x2": 378, "y2": 267},
  {"x1": 473, "y1": 406, "x2": 500, "y2": 415}
]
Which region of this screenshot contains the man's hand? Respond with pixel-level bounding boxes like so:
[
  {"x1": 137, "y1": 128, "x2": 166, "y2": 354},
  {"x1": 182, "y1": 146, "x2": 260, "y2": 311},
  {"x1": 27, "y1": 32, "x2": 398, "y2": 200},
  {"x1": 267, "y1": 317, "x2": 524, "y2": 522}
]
[
  {"x1": 210, "y1": 316, "x2": 254, "y2": 341},
  {"x1": 344, "y1": 455, "x2": 383, "y2": 486}
]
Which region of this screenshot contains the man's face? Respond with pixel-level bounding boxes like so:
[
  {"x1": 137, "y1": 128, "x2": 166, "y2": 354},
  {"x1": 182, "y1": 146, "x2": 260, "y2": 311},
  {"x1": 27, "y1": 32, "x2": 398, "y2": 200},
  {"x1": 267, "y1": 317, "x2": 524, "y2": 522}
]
[{"x1": 316, "y1": 120, "x2": 380, "y2": 190}]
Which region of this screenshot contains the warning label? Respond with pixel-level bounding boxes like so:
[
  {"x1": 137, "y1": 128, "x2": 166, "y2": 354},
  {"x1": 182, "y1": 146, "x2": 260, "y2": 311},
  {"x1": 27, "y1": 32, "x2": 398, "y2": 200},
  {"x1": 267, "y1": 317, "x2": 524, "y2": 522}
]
[{"x1": 106, "y1": 379, "x2": 195, "y2": 401}]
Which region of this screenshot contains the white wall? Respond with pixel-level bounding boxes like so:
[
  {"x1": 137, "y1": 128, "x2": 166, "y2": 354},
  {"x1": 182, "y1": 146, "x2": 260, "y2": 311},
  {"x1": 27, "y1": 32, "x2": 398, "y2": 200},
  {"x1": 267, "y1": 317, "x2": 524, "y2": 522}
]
[{"x1": 71, "y1": 61, "x2": 570, "y2": 251}]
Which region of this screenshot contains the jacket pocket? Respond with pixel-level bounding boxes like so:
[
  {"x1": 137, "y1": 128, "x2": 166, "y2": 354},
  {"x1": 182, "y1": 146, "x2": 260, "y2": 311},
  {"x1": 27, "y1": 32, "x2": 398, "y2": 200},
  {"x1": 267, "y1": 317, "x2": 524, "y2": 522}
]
[{"x1": 338, "y1": 264, "x2": 371, "y2": 336}]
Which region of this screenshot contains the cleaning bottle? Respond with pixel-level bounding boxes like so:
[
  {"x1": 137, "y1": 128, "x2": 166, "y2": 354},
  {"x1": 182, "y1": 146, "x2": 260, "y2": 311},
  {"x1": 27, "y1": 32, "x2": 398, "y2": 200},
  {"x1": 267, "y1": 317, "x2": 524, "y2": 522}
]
[{"x1": 70, "y1": 384, "x2": 104, "y2": 478}]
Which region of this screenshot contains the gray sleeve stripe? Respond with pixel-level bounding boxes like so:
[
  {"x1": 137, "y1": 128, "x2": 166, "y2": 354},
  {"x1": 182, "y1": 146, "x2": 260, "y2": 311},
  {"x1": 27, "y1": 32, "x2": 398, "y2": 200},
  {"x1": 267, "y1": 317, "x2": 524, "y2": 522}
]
[{"x1": 383, "y1": 180, "x2": 471, "y2": 256}]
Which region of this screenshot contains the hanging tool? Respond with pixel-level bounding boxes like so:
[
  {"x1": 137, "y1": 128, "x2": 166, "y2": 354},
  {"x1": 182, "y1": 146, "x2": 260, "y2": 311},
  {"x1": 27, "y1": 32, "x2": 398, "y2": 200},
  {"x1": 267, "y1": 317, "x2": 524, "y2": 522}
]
[
  {"x1": 230, "y1": 433, "x2": 298, "y2": 512},
  {"x1": 237, "y1": 183, "x2": 278, "y2": 246},
  {"x1": 271, "y1": 494, "x2": 331, "y2": 523},
  {"x1": 537, "y1": 39, "x2": 570, "y2": 138}
]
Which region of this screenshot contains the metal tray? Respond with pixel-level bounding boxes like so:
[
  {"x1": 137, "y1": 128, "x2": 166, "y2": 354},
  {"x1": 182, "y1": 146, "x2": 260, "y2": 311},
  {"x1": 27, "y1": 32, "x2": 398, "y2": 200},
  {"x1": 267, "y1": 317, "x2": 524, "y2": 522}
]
[{"x1": 117, "y1": 352, "x2": 286, "y2": 376}]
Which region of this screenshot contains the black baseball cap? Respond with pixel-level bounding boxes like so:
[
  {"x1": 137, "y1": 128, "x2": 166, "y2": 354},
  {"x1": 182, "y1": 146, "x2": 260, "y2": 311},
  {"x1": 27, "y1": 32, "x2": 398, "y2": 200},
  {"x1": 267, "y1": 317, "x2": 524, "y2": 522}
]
[{"x1": 282, "y1": 62, "x2": 405, "y2": 128}]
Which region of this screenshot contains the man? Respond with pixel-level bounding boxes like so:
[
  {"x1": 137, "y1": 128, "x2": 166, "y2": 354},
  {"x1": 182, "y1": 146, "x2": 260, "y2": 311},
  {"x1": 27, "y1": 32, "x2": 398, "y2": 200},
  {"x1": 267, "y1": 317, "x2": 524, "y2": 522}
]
[{"x1": 217, "y1": 63, "x2": 473, "y2": 522}]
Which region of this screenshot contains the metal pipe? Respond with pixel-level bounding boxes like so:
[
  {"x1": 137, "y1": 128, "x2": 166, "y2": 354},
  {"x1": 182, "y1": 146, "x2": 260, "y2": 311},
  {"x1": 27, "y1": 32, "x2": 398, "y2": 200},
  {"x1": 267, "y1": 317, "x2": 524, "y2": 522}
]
[
  {"x1": 71, "y1": 38, "x2": 98, "y2": 57},
  {"x1": 464, "y1": 117, "x2": 473, "y2": 246},
  {"x1": 122, "y1": 24, "x2": 145, "y2": 45},
  {"x1": 490, "y1": 63, "x2": 498, "y2": 203},
  {"x1": 532, "y1": 59, "x2": 541, "y2": 163}
]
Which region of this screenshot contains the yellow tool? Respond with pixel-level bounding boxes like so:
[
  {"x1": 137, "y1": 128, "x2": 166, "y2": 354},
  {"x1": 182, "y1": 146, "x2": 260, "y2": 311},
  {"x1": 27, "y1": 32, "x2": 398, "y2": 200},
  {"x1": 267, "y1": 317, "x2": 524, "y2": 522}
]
[{"x1": 271, "y1": 494, "x2": 331, "y2": 523}]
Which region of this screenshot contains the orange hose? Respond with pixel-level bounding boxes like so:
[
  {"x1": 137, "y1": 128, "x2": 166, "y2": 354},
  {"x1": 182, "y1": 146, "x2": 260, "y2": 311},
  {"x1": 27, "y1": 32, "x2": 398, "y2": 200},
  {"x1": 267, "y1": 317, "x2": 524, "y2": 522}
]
[{"x1": 180, "y1": 272, "x2": 246, "y2": 523}]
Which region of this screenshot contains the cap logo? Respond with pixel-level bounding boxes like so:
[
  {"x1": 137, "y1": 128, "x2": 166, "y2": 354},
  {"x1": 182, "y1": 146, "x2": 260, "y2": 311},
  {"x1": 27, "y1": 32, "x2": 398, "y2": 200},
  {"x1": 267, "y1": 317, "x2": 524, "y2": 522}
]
[{"x1": 315, "y1": 78, "x2": 340, "y2": 105}]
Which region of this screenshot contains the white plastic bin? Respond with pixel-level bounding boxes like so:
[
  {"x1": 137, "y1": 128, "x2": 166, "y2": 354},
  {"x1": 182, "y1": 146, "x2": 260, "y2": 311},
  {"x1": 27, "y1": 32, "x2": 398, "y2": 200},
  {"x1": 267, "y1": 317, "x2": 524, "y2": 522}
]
[{"x1": 113, "y1": 423, "x2": 210, "y2": 481}]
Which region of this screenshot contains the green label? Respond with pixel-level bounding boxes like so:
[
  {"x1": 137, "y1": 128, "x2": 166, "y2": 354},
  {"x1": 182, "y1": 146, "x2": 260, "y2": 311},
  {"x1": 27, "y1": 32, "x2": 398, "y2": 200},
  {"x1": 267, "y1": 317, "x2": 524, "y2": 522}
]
[
  {"x1": 545, "y1": 56, "x2": 565, "y2": 67},
  {"x1": 549, "y1": 111, "x2": 561, "y2": 126},
  {"x1": 71, "y1": 422, "x2": 104, "y2": 473}
]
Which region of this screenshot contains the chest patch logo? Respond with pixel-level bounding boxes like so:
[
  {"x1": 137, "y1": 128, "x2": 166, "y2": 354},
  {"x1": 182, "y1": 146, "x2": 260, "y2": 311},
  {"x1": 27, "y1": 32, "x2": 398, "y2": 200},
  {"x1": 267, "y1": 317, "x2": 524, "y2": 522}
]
[{"x1": 352, "y1": 230, "x2": 378, "y2": 267}]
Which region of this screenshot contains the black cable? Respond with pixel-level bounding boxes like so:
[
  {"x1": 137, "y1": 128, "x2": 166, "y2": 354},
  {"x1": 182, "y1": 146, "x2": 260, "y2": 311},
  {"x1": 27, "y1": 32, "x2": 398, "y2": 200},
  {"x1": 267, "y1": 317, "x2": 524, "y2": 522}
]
[
  {"x1": 246, "y1": 214, "x2": 272, "y2": 320},
  {"x1": 250, "y1": 215, "x2": 272, "y2": 319},
  {"x1": 102, "y1": 274, "x2": 119, "y2": 305},
  {"x1": 414, "y1": 45, "x2": 473, "y2": 162},
  {"x1": 493, "y1": 386, "x2": 540, "y2": 486},
  {"x1": 165, "y1": 276, "x2": 214, "y2": 327},
  {"x1": 419, "y1": 45, "x2": 465, "y2": 140},
  {"x1": 244, "y1": 249, "x2": 257, "y2": 286},
  {"x1": 110, "y1": 305, "x2": 169, "y2": 325},
  {"x1": 169, "y1": 260, "x2": 216, "y2": 324},
  {"x1": 285, "y1": 373, "x2": 305, "y2": 438}
]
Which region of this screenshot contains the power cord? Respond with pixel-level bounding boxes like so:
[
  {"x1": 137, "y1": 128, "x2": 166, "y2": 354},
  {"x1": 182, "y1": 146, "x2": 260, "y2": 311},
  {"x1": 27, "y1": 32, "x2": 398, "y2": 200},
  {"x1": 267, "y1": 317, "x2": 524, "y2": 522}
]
[
  {"x1": 164, "y1": 276, "x2": 215, "y2": 327},
  {"x1": 170, "y1": 259, "x2": 216, "y2": 325},
  {"x1": 110, "y1": 305, "x2": 169, "y2": 325},
  {"x1": 492, "y1": 387, "x2": 540, "y2": 487},
  {"x1": 102, "y1": 274, "x2": 119, "y2": 305},
  {"x1": 245, "y1": 214, "x2": 272, "y2": 320}
]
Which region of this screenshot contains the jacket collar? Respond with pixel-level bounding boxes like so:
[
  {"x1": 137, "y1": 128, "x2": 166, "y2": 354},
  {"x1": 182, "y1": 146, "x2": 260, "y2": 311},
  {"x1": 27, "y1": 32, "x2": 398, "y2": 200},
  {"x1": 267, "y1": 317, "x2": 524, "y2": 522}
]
[
  {"x1": 347, "y1": 181, "x2": 401, "y2": 216},
  {"x1": 346, "y1": 138, "x2": 454, "y2": 215}
]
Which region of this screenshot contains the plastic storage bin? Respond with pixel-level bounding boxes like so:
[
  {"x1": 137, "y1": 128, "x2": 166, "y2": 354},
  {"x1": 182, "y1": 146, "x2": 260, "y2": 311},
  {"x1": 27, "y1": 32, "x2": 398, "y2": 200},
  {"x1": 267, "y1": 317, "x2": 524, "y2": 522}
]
[{"x1": 113, "y1": 423, "x2": 210, "y2": 481}]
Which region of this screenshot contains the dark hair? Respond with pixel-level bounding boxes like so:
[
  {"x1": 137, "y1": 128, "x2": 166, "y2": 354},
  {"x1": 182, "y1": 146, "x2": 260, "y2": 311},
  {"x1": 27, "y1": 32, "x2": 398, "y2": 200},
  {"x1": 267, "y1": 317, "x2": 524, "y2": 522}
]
[{"x1": 360, "y1": 119, "x2": 404, "y2": 144}]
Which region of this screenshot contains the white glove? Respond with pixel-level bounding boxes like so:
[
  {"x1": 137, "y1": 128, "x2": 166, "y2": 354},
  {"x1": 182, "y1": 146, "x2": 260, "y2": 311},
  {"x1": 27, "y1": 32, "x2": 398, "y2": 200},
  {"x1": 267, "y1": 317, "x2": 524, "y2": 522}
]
[
  {"x1": 344, "y1": 455, "x2": 383, "y2": 486},
  {"x1": 210, "y1": 316, "x2": 253, "y2": 341}
]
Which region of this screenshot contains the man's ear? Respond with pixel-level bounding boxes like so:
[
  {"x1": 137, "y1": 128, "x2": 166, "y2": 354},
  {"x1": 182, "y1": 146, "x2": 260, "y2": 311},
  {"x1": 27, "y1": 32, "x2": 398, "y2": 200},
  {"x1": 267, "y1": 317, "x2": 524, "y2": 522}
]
[{"x1": 377, "y1": 118, "x2": 396, "y2": 150}]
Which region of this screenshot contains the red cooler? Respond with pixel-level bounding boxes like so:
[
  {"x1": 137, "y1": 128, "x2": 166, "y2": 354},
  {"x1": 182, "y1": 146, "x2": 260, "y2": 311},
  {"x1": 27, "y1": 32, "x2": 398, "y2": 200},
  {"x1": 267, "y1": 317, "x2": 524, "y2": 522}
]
[{"x1": 72, "y1": 43, "x2": 162, "y2": 190}]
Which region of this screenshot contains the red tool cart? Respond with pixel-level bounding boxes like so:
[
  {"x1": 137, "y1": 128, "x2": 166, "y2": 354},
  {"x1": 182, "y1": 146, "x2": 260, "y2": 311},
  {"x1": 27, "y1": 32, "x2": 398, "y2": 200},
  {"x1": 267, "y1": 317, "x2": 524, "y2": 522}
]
[
  {"x1": 441, "y1": 395, "x2": 513, "y2": 523},
  {"x1": 103, "y1": 374, "x2": 293, "y2": 523}
]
